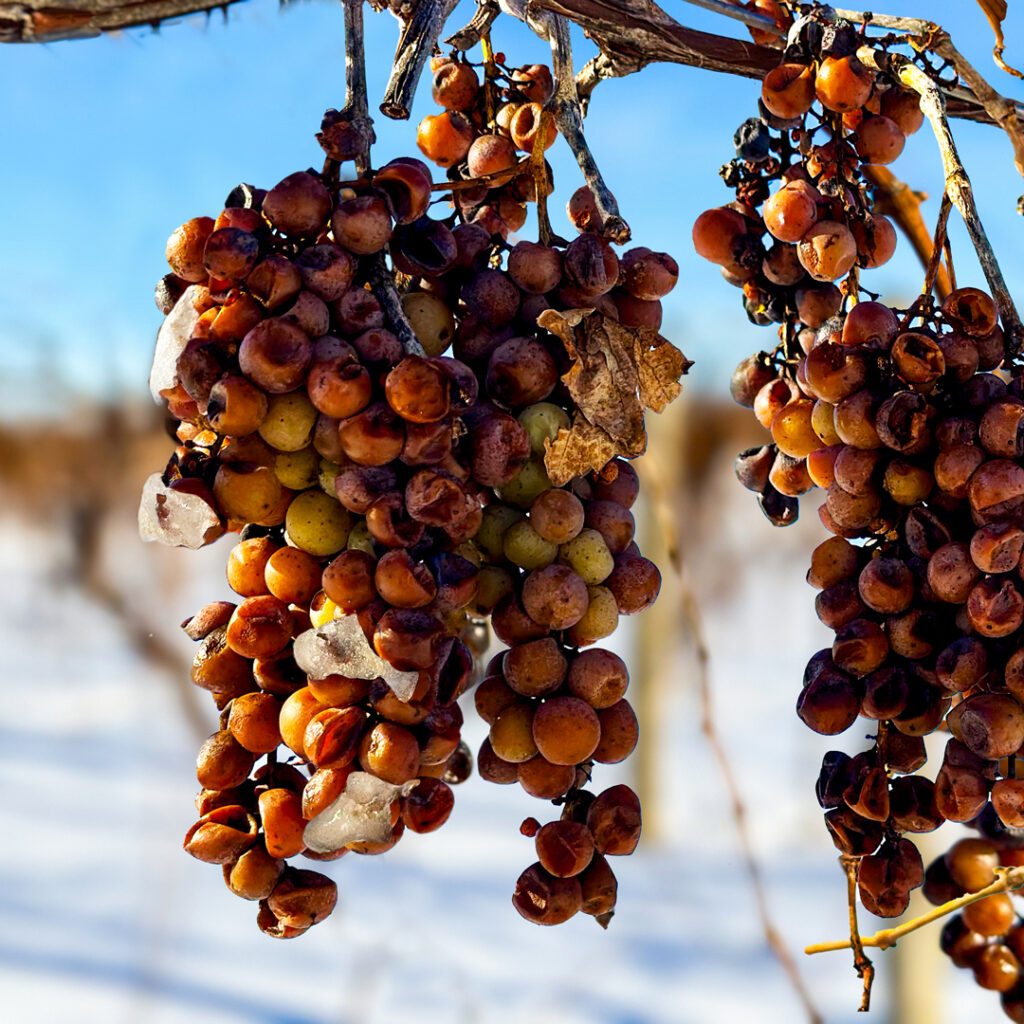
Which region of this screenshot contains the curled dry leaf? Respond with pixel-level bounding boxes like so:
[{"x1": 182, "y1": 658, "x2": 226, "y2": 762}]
[
  {"x1": 537, "y1": 308, "x2": 690, "y2": 485},
  {"x1": 974, "y1": 0, "x2": 1024, "y2": 79}
]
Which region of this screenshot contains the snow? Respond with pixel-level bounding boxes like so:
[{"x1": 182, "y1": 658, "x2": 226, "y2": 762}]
[
  {"x1": 149, "y1": 286, "x2": 200, "y2": 402},
  {"x1": 303, "y1": 773, "x2": 415, "y2": 853},
  {"x1": 293, "y1": 617, "x2": 419, "y2": 701},
  {"x1": 138, "y1": 473, "x2": 222, "y2": 549}
]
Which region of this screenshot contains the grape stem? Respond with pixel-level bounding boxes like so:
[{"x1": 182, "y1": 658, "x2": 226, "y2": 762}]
[
  {"x1": 530, "y1": 109, "x2": 563, "y2": 247},
  {"x1": 832, "y1": 9, "x2": 933, "y2": 35},
  {"x1": 806, "y1": 865, "x2": 1024, "y2": 957},
  {"x1": 857, "y1": 45, "x2": 1024, "y2": 355},
  {"x1": 862, "y1": 165, "x2": 952, "y2": 300},
  {"x1": 380, "y1": 0, "x2": 462, "y2": 120},
  {"x1": 445, "y1": 0, "x2": 501, "y2": 51},
  {"x1": 487, "y1": 2, "x2": 630, "y2": 240},
  {"x1": 840, "y1": 9, "x2": 1024, "y2": 163},
  {"x1": 368, "y1": 256, "x2": 427, "y2": 357},
  {"x1": 343, "y1": 0, "x2": 374, "y2": 178},
  {"x1": 896, "y1": 191, "x2": 953, "y2": 332},
  {"x1": 331, "y1": 157, "x2": 531, "y2": 195},
  {"x1": 920, "y1": 192, "x2": 952, "y2": 306},
  {"x1": 839, "y1": 854, "x2": 874, "y2": 1013},
  {"x1": 545, "y1": 12, "x2": 631, "y2": 243}
]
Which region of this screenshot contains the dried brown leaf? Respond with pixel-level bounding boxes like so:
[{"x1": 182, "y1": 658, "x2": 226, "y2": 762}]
[
  {"x1": 540, "y1": 307, "x2": 646, "y2": 451},
  {"x1": 544, "y1": 416, "x2": 621, "y2": 487},
  {"x1": 975, "y1": 0, "x2": 1024, "y2": 79},
  {"x1": 537, "y1": 307, "x2": 689, "y2": 484},
  {"x1": 636, "y1": 333, "x2": 692, "y2": 412}
]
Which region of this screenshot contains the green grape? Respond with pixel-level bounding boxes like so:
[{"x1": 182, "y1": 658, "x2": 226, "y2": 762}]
[
  {"x1": 566, "y1": 586, "x2": 619, "y2": 647},
  {"x1": 497, "y1": 455, "x2": 552, "y2": 508},
  {"x1": 318, "y1": 459, "x2": 341, "y2": 497},
  {"x1": 519, "y1": 402, "x2": 571, "y2": 454},
  {"x1": 274, "y1": 446, "x2": 319, "y2": 490},
  {"x1": 471, "y1": 565, "x2": 517, "y2": 615},
  {"x1": 285, "y1": 490, "x2": 353, "y2": 556},
  {"x1": 346, "y1": 520, "x2": 375, "y2": 555},
  {"x1": 258, "y1": 391, "x2": 318, "y2": 452},
  {"x1": 560, "y1": 528, "x2": 614, "y2": 585},
  {"x1": 478, "y1": 504, "x2": 524, "y2": 562},
  {"x1": 503, "y1": 519, "x2": 558, "y2": 570},
  {"x1": 453, "y1": 540, "x2": 482, "y2": 566}
]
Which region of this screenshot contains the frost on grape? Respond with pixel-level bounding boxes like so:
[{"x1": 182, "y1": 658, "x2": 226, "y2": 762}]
[
  {"x1": 538, "y1": 308, "x2": 691, "y2": 485},
  {"x1": 303, "y1": 772, "x2": 417, "y2": 853},
  {"x1": 292, "y1": 616, "x2": 420, "y2": 701},
  {"x1": 149, "y1": 285, "x2": 201, "y2": 402},
  {"x1": 138, "y1": 473, "x2": 222, "y2": 548}
]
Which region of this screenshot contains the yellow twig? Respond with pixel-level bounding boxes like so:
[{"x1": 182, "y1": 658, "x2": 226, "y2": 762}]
[
  {"x1": 806, "y1": 865, "x2": 1024, "y2": 956},
  {"x1": 840, "y1": 855, "x2": 874, "y2": 1012}
]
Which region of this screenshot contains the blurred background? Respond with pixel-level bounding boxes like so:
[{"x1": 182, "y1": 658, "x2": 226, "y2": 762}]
[{"x1": 1, "y1": 1, "x2": 1023, "y2": 1021}]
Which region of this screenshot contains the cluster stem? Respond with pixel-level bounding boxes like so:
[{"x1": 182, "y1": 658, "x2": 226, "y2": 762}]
[{"x1": 807, "y1": 865, "x2": 1024, "y2": 958}]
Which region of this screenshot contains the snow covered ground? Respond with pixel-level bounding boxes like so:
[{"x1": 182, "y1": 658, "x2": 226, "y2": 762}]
[{"x1": 0, "y1": 435, "x2": 987, "y2": 1024}]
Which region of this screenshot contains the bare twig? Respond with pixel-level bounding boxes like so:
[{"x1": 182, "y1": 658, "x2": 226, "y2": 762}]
[
  {"x1": 368, "y1": 257, "x2": 426, "y2": 357},
  {"x1": 832, "y1": 9, "x2": 933, "y2": 35},
  {"x1": 6, "y1": 0, "x2": 1023, "y2": 149},
  {"x1": 922, "y1": 192, "x2": 953, "y2": 301},
  {"x1": 931, "y1": 32, "x2": 1024, "y2": 179},
  {"x1": 807, "y1": 865, "x2": 1024, "y2": 956},
  {"x1": 862, "y1": 166, "x2": 951, "y2": 300},
  {"x1": 858, "y1": 45, "x2": 1024, "y2": 355},
  {"x1": 678, "y1": 0, "x2": 779, "y2": 34},
  {"x1": 330, "y1": 157, "x2": 530, "y2": 195},
  {"x1": 546, "y1": 12, "x2": 631, "y2": 243},
  {"x1": 576, "y1": 51, "x2": 641, "y2": 110},
  {"x1": 839, "y1": 855, "x2": 874, "y2": 1013},
  {"x1": 677, "y1": 560, "x2": 823, "y2": 1024},
  {"x1": 0, "y1": 0, "x2": 245, "y2": 43},
  {"x1": 444, "y1": 0, "x2": 499, "y2": 50},
  {"x1": 344, "y1": 0, "x2": 373, "y2": 177},
  {"x1": 531, "y1": 0, "x2": 778, "y2": 81},
  {"x1": 528, "y1": 0, "x2": 1023, "y2": 129},
  {"x1": 380, "y1": 0, "x2": 460, "y2": 120}
]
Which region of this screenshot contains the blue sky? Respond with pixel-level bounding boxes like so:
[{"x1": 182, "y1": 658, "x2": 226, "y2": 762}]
[{"x1": 0, "y1": 0, "x2": 1022, "y2": 413}]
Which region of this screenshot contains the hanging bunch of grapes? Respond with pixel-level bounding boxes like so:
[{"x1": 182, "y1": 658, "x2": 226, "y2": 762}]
[
  {"x1": 140, "y1": 24, "x2": 687, "y2": 939},
  {"x1": 694, "y1": 4, "x2": 1024, "y2": 1015}
]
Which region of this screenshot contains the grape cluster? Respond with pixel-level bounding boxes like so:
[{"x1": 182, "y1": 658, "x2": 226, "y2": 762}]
[
  {"x1": 692, "y1": 13, "x2": 921, "y2": 329},
  {"x1": 692, "y1": 7, "x2": 1024, "y2": 1015},
  {"x1": 415, "y1": 55, "x2": 554, "y2": 242},
  {"x1": 143, "y1": 50, "x2": 679, "y2": 936}
]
